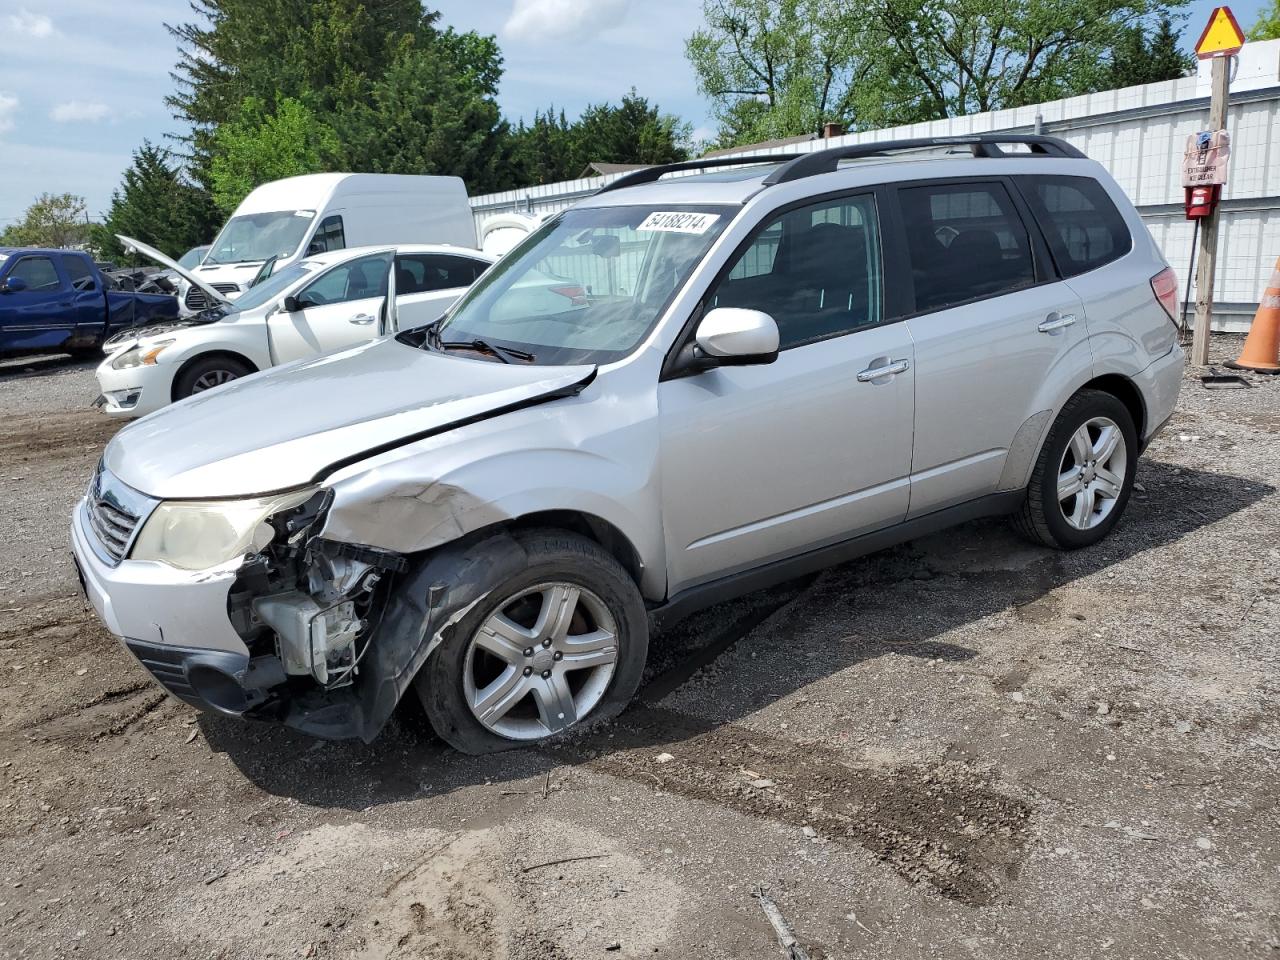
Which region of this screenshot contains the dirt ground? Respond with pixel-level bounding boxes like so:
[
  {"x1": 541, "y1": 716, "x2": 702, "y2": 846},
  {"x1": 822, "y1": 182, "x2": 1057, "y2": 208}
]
[{"x1": 1, "y1": 343, "x2": 1277, "y2": 960}]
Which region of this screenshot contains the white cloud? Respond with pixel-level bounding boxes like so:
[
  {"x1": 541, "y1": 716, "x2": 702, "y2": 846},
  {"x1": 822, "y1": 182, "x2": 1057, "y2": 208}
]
[
  {"x1": 5, "y1": 8, "x2": 55, "y2": 38},
  {"x1": 504, "y1": 0, "x2": 629, "y2": 43},
  {"x1": 0, "y1": 93, "x2": 17, "y2": 134},
  {"x1": 50, "y1": 100, "x2": 112, "y2": 123}
]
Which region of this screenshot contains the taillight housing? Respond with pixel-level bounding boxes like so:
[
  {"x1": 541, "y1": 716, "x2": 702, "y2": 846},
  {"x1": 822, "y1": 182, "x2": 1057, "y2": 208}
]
[{"x1": 1150, "y1": 267, "x2": 1180, "y2": 325}]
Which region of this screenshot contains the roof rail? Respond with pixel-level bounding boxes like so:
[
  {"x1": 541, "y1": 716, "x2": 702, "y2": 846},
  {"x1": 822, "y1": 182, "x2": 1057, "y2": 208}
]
[
  {"x1": 594, "y1": 154, "x2": 806, "y2": 194},
  {"x1": 762, "y1": 134, "x2": 1086, "y2": 185}
]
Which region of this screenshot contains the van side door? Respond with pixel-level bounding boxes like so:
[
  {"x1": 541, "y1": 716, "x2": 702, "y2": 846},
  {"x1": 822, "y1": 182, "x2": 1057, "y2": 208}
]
[
  {"x1": 895, "y1": 178, "x2": 1089, "y2": 517},
  {"x1": 393, "y1": 253, "x2": 490, "y2": 331},
  {"x1": 268, "y1": 252, "x2": 392, "y2": 361},
  {"x1": 658, "y1": 191, "x2": 915, "y2": 595}
]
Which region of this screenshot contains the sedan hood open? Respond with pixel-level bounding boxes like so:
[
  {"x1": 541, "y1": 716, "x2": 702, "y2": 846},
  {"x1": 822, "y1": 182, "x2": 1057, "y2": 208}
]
[{"x1": 104, "y1": 339, "x2": 595, "y2": 499}]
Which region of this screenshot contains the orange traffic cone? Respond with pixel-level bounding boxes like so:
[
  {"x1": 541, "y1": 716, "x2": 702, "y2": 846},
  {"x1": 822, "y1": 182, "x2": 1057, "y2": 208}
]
[{"x1": 1226, "y1": 256, "x2": 1280, "y2": 374}]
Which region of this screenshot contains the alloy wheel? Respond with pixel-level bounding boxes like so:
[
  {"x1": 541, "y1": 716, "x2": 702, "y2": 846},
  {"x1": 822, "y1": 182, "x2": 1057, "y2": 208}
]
[
  {"x1": 1057, "y1": 416, "x2": 1128, "y2": 530},
  {"x1": 463, "y1": 582, "x2": 618, "y2": 740},
  {"x1": 191, "y1": 369, "x2": 239, "y2": 392}
]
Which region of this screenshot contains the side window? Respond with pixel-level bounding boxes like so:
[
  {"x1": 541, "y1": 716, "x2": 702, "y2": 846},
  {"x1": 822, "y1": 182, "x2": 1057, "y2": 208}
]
[
  {"x1": 8, "y1": 256, "x2": 61, "y2": 291},
  {"x1": 1020, "y1": 175, "x2": 1131, "y2": 277},
  {"x1": 298, "y1": 254, "x2": 388, "y2": 307},
  {"x1": 898, "y1": 182, "x2": 1036, "y2": 313},
  {"x1": 396, "y1": 255, "x2": 486, "y2": 294},
  {"x1": 709, "y1": 194, "x2": 884, "y2": 349},
  {"x1": 309, "y1": 215, "x2": 346, "y2": 254},
  {"x1": 62, "y1": 256, "x2": 96, "y2": 291}
]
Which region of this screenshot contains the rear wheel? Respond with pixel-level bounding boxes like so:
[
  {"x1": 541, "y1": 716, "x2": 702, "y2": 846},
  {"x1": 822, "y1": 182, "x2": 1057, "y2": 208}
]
[
  {"x1": 173, "y1": 355, "x2": 252, "y2": 400},
  {"x1": 415, "y1": 530, "x2": 648, "y2": 754},
  {"x1": 1013, "y1": 389, "x2": 1137, "y2": 549}
]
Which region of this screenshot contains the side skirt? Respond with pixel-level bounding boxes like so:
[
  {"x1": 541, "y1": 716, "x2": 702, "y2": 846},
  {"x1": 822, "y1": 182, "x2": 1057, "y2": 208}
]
[{"x1": 647, "y1": 490, "x2": 1026, "y2": 633}]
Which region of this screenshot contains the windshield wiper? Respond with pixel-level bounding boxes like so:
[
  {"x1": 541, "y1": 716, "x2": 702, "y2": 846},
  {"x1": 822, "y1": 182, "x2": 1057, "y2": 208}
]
[{"x1": 439, "y1": 337, "x2": 534, "y2": 364}]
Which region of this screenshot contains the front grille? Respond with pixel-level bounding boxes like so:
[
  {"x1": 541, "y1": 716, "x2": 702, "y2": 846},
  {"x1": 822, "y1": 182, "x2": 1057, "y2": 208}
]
[
  {"x1": 83, "y1": 465, "x2": 156, "y2": 566},
  {"x1": 184, "y1": 282, "x2": 238, "y2": 310}
]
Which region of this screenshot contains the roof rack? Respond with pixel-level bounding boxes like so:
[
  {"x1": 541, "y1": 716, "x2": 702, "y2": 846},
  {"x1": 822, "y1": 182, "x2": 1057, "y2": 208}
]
[
  {"x1": 594, "y1": 154, "x2": 805, "y2": 194},
  {"x1": 761, "y1": 134, "x2": 1085, "y2": 185}
]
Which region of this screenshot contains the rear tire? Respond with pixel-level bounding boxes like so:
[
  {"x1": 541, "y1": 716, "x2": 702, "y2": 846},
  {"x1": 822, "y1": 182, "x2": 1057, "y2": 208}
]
[
  {"x1": 172, "y1": 355, "x2": 252, "y2": 400},
  {"x1": 1012, "y1": 389, "x2": 1137, "y2": 549},
  {"x1": 415, "y1": 530, "x2": 648, "y2": 755}
]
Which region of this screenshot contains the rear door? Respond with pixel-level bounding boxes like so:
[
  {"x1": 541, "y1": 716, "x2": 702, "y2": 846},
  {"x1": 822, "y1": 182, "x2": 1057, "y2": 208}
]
[
  {"x1": 61, "y1": 255, "x2": 106, "y2": 335},
  {"x1": 895, "y1": 178, "x2": 1088, "y2": 517},
  {"x1": 0, "y1": 254, "x2": 73, "y2": 351},
  {"x1": 658, "y1": 191, "x2": 915, "y2": 593},
  {"x1": 268, "y1": 251, "x2": 392, "y2": 361},
  {"x1": 393, "y1": 253, "x2": 489, "y2": 330}
]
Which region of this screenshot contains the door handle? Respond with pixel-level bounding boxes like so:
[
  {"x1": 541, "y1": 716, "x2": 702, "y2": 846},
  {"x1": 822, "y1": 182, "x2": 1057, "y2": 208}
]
[
  {"x1": 1037, "y1": 313, "x2": 1077, "y2": 333},
  {"x1": 856, "y1": 358, "x2": 910, "y2": 382},
  {"x1": 348, "y1": 313, "x2": 375, "y2": 325}
]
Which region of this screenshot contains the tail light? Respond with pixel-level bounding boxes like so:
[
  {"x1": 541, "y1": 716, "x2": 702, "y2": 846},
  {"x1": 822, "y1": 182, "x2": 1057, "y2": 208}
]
[
  {"x1": 549, "y1": 284, "x2": 587, "y2": 307},
  {"x1": 1150, "y1": 267, "x2": 1180, "y2": 324}
]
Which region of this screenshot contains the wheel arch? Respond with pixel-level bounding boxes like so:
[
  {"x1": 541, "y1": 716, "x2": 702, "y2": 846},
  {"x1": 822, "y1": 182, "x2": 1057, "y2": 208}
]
[
  {"x1": 170, "y1": 349, "x2": 259, "y2": 402},
  {"x1": 1079, "y1": 372, "x2": 1147, "y2": 441}
]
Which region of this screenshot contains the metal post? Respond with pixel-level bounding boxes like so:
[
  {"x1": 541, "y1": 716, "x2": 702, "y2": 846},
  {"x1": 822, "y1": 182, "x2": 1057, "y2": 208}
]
[{"x1": 1191, "y1": 55, "x2": 1230, "y2": 366}]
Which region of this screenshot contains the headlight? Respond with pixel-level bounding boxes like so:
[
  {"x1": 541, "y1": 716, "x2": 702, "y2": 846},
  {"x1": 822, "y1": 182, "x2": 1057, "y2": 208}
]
[
  {"x1": 111, "y1": 339, "x2": 176, "y2": 370},
  {"x1": 131, "y1": 488, "x2": 318, "y2": 570}
]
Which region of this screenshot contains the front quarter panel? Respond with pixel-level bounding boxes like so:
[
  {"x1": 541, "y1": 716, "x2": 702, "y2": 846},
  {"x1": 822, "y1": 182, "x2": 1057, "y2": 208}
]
[{"x1": 318, "y1": 361, "x2": 667, "y2": 599}]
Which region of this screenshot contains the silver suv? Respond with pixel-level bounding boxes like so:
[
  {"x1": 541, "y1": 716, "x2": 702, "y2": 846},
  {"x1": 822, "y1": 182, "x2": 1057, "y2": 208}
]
[{"x1": 71, "y1": 135, "x2": 1184, "y2": 753}]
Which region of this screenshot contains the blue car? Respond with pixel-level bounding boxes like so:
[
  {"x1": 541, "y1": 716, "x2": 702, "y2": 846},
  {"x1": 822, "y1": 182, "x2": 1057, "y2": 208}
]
[{"x1": 0, "y1": 248, "x2": 179, "y2": 358}]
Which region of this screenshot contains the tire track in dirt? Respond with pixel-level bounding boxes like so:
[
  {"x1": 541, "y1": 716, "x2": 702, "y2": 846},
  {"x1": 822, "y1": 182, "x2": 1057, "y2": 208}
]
[{"x1": 0, "y1": 409, "x2": 120, "y2": 466}]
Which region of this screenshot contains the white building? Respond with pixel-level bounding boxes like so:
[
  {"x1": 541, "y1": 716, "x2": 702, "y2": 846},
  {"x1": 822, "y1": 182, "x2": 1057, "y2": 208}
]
[{"x1": 470, "y1": 39, "x2": 1280, "y2": 331}]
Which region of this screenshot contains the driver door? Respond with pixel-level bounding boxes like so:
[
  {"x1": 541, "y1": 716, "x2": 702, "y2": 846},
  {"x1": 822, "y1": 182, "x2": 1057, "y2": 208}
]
[{"x1": 268, "y1": 251, "x2": 391, "y2": 362}]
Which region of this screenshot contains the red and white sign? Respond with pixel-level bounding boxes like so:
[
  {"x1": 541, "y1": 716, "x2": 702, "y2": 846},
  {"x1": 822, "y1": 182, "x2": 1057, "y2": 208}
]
[{"x1": 1182, "y1": 130, "x2": 1230, "y2": 188}]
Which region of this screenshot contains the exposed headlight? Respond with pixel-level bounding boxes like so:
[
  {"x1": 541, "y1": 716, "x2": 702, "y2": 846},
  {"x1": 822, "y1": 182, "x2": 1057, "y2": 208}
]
[
  {"x1": 131, "y1": 488, "x2": 318, "y2": 570},
  {"x1": 111, "y1": 339, "x2": 176, "y2": 370}
]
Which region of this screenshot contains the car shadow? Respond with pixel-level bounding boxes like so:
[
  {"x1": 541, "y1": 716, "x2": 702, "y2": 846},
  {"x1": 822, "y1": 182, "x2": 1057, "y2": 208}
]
[
  {"x1": 0, "y1": 354, "x2": 97, "y2": 382},
  {"x1": 202, "y1": 459, "x2": 1273, "y2": 818}
]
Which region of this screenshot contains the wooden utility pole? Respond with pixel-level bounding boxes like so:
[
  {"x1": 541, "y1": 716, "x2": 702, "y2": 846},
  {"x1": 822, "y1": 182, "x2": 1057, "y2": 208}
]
[{"x1": 1191, "y1": 56, "x2": 1230, "y2": 366}]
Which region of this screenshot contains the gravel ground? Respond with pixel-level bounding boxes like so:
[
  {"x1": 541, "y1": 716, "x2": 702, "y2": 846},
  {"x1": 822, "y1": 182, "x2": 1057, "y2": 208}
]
[{"x1": 0, "y1": 341, "x2": 1277, "y2": 959}]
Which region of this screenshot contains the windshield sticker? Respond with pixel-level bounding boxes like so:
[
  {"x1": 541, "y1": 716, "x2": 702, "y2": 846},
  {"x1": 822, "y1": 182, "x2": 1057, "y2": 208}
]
[{"x1": 637, "y1": 211, "x2": 720, "y2": 235}]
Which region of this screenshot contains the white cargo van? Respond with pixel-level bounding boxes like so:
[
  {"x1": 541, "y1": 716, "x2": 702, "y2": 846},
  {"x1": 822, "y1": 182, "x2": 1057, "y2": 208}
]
[{"x1": 183, "y1": 174, "x2": 475, "y2": 311}]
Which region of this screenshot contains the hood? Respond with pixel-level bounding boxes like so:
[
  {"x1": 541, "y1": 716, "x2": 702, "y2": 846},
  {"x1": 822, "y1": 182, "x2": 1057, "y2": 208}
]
[
  {"x1": 104, "y1": 338, "x2": 595, "y2": 499},
  {"x1": 118, "y1": 235, "x2": 233, "y2": 307},
  {"x1": 102, "y1": 311, "x2": 227, "y2": 353}
]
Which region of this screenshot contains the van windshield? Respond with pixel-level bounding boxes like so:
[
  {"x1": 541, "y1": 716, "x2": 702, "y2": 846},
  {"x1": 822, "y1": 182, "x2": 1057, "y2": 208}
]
[
  {"x1": 427, "y1": 204, "x2": 734, "y2": 365},
  {"x1": 206, "y1": 210, "x2": 316, "y2": 264}
]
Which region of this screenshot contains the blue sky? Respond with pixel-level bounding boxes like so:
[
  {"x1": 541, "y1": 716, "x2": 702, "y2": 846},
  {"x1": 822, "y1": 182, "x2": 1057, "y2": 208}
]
[{"x1": 0, "y1": 0, "x2": 1267, "y2": 226}]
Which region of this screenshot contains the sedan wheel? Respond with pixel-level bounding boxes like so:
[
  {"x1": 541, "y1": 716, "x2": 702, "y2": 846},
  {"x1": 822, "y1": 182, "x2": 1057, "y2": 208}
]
[
  {"x1": 191, "y1": 368, "x2": 240, "y2": 392},
  {"x1": 1056, "y1": 416, "x2": 1128, "y2": 530},
  {"x1": 464, "y1": 582, "x2": 619, "y2": 740}
]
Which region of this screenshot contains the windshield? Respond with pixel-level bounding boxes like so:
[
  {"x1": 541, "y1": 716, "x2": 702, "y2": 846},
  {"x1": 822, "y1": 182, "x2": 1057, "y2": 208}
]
[
  {"x1": 206, "y1": 210, "x2": 315, "y2": 264},
  {"x1": 225, "y1": 260, "x2": 318, "y2": 312},
  {"x1": 178, "y1": 245, "x2": 209, "y2": 269},
  {"x1": 430, "y1": 204, "x2": 734, "y2": 364}
]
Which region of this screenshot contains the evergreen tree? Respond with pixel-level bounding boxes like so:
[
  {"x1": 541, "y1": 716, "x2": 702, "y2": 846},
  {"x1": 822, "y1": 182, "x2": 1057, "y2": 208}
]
[{"x1": 1107, "y1": 16, "x2": 1194, "y2": 88}]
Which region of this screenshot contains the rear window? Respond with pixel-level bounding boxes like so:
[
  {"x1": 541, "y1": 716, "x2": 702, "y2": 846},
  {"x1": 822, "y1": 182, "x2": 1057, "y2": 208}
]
[
  {"x1": 62, "y1": 255, "x2": 95, "y2": 291},
  {"x1": 1020, "y1": 175, "x2": 1131, "y2": 278}
]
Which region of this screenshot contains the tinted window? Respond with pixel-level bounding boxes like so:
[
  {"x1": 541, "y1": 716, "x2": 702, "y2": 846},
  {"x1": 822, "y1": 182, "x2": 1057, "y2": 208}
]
[
  {"x1": 62, "y1": 255, "x2": 96, "y2": 291},
  {"x1": 298, "y1": 254, "x2": 389, "y2": 307},
  {"x1": 395, "y1": 255, "x2": 486, "y2": 294},
  {"x1": 310, "y1": 215, "x2": 346, "y2": 254},
  {"x1": 899, "y1": 182, "x2": 1035, "y2": 312},
  {"x1": 709, "y1": 194, "x2": 883, "y2": 349},
  {"x1": 9, "y1": 256, "x2": 60, "y2": 291},
  {"x1": 1021, "y1": 175, "x2": 1131, "y2": 277}
]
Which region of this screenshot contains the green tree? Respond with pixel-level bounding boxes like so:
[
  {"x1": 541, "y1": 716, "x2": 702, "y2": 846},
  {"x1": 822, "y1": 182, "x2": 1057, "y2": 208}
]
[
  {"x1": 1248, "y1": 0, "x2": 1280, "y2": 40},
  {"x1": 511, "y1": 108, "x2": 578, "y2": 185},
  {"x1": 0, "y1": 193, "x2": 90, "y2": 249},
  {"x1": 333, "y1": 30, "x2": 515, "y2": 193},
  {"x1": 1107, "y1": 15, "x2": 1193, "y2": 88},
  {"x1": 210, "y1": 98, "x2": 340, "y2": 213},
  {"x1": 91, "y1": 142, "x2": 221, "y2": 264}
]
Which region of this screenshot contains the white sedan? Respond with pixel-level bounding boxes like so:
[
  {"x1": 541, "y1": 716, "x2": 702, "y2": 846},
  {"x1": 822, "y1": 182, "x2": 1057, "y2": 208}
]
[{"x1": 96, "y1": 238, "x2": 494, "y2": 418}]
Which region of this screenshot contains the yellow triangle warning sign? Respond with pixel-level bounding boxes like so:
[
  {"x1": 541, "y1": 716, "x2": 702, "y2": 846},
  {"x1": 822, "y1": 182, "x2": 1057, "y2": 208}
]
[{"x1": 1195, "y1": 6, "x2": 1246, "y2": 60}]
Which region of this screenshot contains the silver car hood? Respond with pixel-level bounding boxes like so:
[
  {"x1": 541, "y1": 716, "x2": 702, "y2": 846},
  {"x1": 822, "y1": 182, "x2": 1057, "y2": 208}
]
[{"x1": 104, "y1": 338, "x2": 596, "y2": 499}]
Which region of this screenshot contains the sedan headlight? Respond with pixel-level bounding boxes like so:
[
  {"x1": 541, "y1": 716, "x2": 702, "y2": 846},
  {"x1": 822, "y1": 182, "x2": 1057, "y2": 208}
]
[
  {"x1": 111, "y1": 339, "x2": 176, "y2": 370},
  {"x1": 131, "y1": 488, "x2": 318, "y2": 570}
]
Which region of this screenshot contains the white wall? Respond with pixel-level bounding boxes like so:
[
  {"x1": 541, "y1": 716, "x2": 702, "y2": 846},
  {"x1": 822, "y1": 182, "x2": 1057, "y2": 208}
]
[{"x1": 471, "y1": 39, "x2": 1280, "y2": 330}]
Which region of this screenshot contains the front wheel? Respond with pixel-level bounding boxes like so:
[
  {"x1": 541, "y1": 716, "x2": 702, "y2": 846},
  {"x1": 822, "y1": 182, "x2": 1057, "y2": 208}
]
[
  {"x1": 1013, "y1": 389, "x2": 1138, "y2": 549},
  {"x1": 172, "y1": 355, "x2": 252, "y2": 400},
  {"x1": 416, "y1": 530, "x2": 648, "y2": 754}
]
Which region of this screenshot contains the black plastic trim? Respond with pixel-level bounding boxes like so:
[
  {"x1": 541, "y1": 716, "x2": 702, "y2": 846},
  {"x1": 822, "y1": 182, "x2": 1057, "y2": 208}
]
[
  {"x1": 595, "y1": 154, "x2": 807, "y2": 194},
  {"x1": 647, "y1": 490, "x2": 1026, "y2": 632}
]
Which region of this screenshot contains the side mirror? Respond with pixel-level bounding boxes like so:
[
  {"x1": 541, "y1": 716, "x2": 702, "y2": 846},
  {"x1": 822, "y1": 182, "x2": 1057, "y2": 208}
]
[
  {"x1": 692, "y1": 307, "x2": 779, "y2": 367},
  {"x1": 306, "y1": 241, "x2": 323, "y2": 256},
  {"x1": 0, "y1": 276, "x2": 28, "y2": 293},
  {"x1": 282, "y1": 295, "x2": 302, "y2": 312}
]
